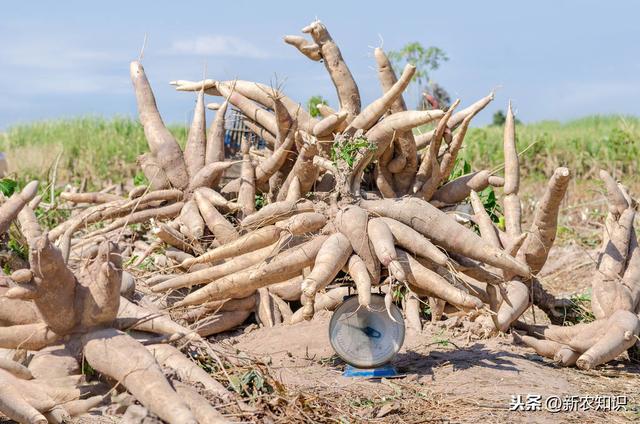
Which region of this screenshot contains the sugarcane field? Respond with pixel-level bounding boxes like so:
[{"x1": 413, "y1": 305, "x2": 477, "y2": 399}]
[{"x1": 0, "y1": 2, "x2": 639, "y2": 423}]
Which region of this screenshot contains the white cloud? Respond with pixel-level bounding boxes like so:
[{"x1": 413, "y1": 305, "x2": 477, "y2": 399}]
[
  {"x1": 169, "y1": 35, "x2": 269, "y2": 59},
  {"x1": 0, "y1": 41, "x2": 119, "y2": 71}
]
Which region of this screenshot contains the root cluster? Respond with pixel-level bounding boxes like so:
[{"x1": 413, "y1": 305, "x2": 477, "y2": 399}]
[{"x1": 0, "y1": 19, "x2": 638, "y2": 424}]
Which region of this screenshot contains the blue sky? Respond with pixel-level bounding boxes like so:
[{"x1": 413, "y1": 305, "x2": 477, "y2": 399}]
[{"x1": 1, "y1": 0, "x2": 639, "y2": 130}]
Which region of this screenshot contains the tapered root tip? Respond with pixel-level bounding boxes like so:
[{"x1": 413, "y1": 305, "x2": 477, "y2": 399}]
[
  {"x1": 130, "y1": 60, "x2": 144, "y2": 76},
  {"x1": 21, "y1": 181, "x2": 39, "y2": 201},
  {"x1": 575, "y1": 356, "x2": 593, "y2": 370}
]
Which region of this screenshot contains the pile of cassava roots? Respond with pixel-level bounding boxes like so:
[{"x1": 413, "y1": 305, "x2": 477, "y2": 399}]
[{"x1": 0, "y1": 19, "x2": 638, "y2": 424}]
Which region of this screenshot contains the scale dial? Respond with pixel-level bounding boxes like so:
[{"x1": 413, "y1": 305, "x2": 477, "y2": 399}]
[{"x1": 329, "y1": 294, "x2": 405, "y2": 368}]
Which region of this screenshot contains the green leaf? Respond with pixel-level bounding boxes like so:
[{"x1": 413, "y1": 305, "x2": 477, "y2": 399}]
[
  {"x1": 133, "y1": 172, "x2": 148, "y2": 187},
  {"x1": 0, "y1": 178, "x2": 17, "y2": 196},
  {"x1": 307, "y1": 95, "x2": 328, "y2": 118}
]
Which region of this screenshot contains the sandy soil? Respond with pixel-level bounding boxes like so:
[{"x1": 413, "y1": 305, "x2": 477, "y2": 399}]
[{"x1": 204, "y1": 244, "x2": 639, "y2": 424}]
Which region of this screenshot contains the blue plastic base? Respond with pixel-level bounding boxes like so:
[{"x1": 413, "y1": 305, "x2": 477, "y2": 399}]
[{"x1": 343, "y1": 364, "x2": 399, "y2": 378}]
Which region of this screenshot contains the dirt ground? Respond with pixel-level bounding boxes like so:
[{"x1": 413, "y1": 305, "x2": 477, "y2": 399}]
[
  {"x1": 207, "y1": 240, "x2": 639, "y2": 424},
  {"x1": 4, "y1": 181, "x2": 640, "y2": 424}
]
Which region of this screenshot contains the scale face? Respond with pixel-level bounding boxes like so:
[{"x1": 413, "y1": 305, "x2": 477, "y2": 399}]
[{"x1": 329, "y1": 294, "x2": 405, "y2": 369}]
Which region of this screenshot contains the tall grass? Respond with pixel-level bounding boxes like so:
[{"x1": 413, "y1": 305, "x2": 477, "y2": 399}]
[
  {"x1": 0, "y1": 116, "x2": 186, "y2": 188},
  {"x1": 449, "y1": 115, "x2": 640, "y2": 181},
  {"x1": 0, "y1": 114, "x2": 637, "y2": 188}
]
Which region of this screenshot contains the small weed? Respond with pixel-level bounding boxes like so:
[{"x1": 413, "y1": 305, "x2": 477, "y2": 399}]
[
  {"x1": 0, "y1": 178, "x2": 17, "y2": 196},
  {"x1": 133, "y1": 171, "x2": 148, "y2": 186},
  {"x1": 566, "y1": 291, "x2": 596, "y2": 323},
  {"x1": 449, "y1": 158, "x2": 471, "y2": 180},
  {"x1": 82, "y1": 358, "x2": 97, "y2": 378},
  {"x1": 229, "y1": 369, "x2": 273, "y2": 399},
  {"x1": 422, "y1": 303, "x2": 432, "y2": 320},
  {"x1": 392, "y1": 285, "x2": 407, "y2": 302},
  {"x1": 432, "y1": 329, "x2": 452, "y2": 348},
  {"x1": 331, "y1": 136, "x2": 376, "y2": 168},
  {"x1": 351, "y1": 397, "x2": 375, "y2": 408},
  {"x1": 7, "y1": 237, "x2": 28, "y2": 260},
  {"x1": 136, "y1": 257, "x2": 154, "y2": 271},
  {"x1": 254, "y1": 193, "x2": 266, "y2": 210}
]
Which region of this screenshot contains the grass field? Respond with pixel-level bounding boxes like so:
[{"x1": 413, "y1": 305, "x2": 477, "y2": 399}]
[{"x1": 0, "y1": 114, "x2": 638, "y2": 189}]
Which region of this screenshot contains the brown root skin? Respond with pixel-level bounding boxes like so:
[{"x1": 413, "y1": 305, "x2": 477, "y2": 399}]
[
  {"x1": 241, "y1": 199, "x2": 315, "y2": 229},
  {"x1": 398, "y1": 250, "x2": 483, "y2": 310},
  {"x1": 0, "y1": 180, "x2": 38, "y2": 234},
  {"x1": 206, "y1": 100, "x2": 228, "y2": 166},
  {"x1": 519, "y1": 168, "x2": 571, "y2": 274},
  {"x1": 238, "y1": 137, "x2": 257, "y2": 219},
  {"x1": 313, "y1": 112, "x2": 348, "y2": 137},
  {"x1": 0, "y1": 324, "x2": 61, "y2": 350},
  {"x1": 346, "y1": 63, "x2": 415, "y2": 134},
  {"x1": 59, "y1": 192, "x2": 122, "y2": 204},
  {"x1": 74, "y1": 241, "x2": 122, "y2": 330},
  {"x1": 299, "y1": 20, "x2": 361, "y2": 120},
  {"x1": 430, "y1": 170, "x2": 492, "y2": 205},
  {"x1": 155, "y1": 242, "x2": 277, "y2": 292},
  {"x1": 516, "y1": 334, "x2": 561, "y2": 359},
  {"x1": 519, "y1": 310, "x2": 640, "y2": 369},
  {"x1": 495, "y1": 280, "x2": 530, "y2": 332},
  {"x1": 183, "y1": 225, "x2": 281, "y2": 268},
  {"x1": 255, "y1": 122, "x2": 297, "y2": 184},
  {"x1": 0, "y1": 292, "x2": 41, "y2": 325},
  {"x1": 268, "y1": 275, "x2": 303, "y2": 301},
  {"x1": 18, "y1": 205, "x2": 43, "y2": 245},
  {"x1": 0, "y1": 369, "x2": 49, "y2": 424},
  {"x1": 146, "y1": 343, "x2": 230, "y2": 400},
  {"x1": 192, "y1": 309, "x2": 252, "y2": 337},
  {"x1": 138, "y1": 153, "x2": 170, "y2": 190},
  {"x1": 599, "y1": 169, "x2": 629, "y2": 217},
  {"x1": 172, "y1": 381, "x2": 229, "y2": 424},
  {"x1": 183, "y1": 88, "x2": 206, "y2": 179},
  {"x1": 284, "y1": 35, "x2": 322, "y2": 61},
  {"x1": 347, "y1": 255, "x2": 371, "y2": 307},
  {"x1": 414, "y1": 91, "x2": 495, "y2": 150},
  {"x1": 276, "y1": 134, "x2": 319, "y2": 201},
  {"x1": 0, "y1": 357, "x2": 33, "y2": 380},
  {"x1": 29, "y1": 234, "x2": 78, "y2": 335},
  {"x1": 187, "y1": 161, "x2": 236, "y2": 191},
  {"x1": 362, "y1": 198, "x2": 530, "y2": 278},
  {"x1": 291, "y1": 287, "x2": 350, "y2": 324},
  {"x1": 82, "y1": 328, "x2": 197, "y2": 424},
  {"x1": 217, "y1": 82, "x2": 278, "y2": 135},
  {"x1": 195, "y1": 191, "x2": 238, "y2": 244},
  {"x1": 27, "y1": 344, "x2": 81, "y2": 380},
  {"x1": 404, "y1": 293, "x2": 422, "y2": 332},
  {"x1": 335, "y1": 205, "x2": 381, "y2": 283},
  {"x1": 179, "y1": 199, "x2": 205, "y2": 240},
  {"x1": 176, "y1": 235, "x2": 328, "y2": 307},
  {"x1": 130, "y1": 61, "x2": 189, "y2": 190},
  {"x1": 301, "y1": 232, "x2": 352, "y2": 319},
  {"x1": 413, "y1": 99, "x2": 460, "y2": 197},
  {"x1": 116, "y1": 297, "x2": 197, "y2": 340}
]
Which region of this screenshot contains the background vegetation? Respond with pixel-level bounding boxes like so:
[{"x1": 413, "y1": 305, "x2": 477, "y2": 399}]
[{"x1": 0, "y1": 115, "x2": 638, "y2": 189}]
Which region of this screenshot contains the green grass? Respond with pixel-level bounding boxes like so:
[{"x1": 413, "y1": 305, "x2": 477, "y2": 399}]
[
  {"x1": 0, "y1": 116, "x2": 187, "y2": 188},
  {"x1": 1, "y1": 114, "x2": 638, "y2": 188},
  {"x1": 432, "y1": 115, "x2": 640, "y2": 180}
]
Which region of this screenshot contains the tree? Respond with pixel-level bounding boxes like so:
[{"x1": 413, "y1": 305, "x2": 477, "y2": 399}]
[
  {"x1": 492, "y1": 110, "x2": 522, "y2": 126},
  {"x1": 388, "y1": 42, "x2": 449, "y2": 110},
  {"x1": 307, "y1": 95, "x2": 328, "y2": 118},
  {"x1": 492, "y1": 110, "x2": 507, "y2": 126},
  {"x1": 388, "y1": 42, "x2": 448, "y2": 88}
]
